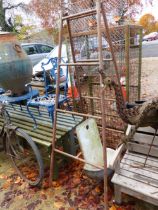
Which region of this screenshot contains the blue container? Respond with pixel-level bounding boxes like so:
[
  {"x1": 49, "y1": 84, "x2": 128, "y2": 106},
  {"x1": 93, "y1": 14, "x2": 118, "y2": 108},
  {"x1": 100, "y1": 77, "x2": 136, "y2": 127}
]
[{"x1": 0, "y1": 32, "x2": 32, "y2": 95}]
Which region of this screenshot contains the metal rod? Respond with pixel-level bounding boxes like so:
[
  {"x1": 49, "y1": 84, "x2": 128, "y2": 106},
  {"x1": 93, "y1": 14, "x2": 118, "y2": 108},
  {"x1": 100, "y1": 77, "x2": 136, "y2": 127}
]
[
  {"x1": 54, "y1": 148, "x2": 103, "y2": 169},
  {"x1": 105, "y1": 127, "x2": 124, "y2": 134},
  {"x1": 82, "y1": 95, "x2": 115, "y2": 101},
  {"x1": 101, "y1": 4, "x2": 125, "y2": 105},
  {"x1": 66, "y1": 39, "x2": 76, "y2": 108},
  {"x1": 56, "y1": 108, "x2": 102, "y2": 119},
  {"x1": 59, "y1": 62, "x2": 99, "y2": 66},
  {"x1": 62, "y1": 9, "x2": 96, "y2": 20},
  {"x1": 66, "y1": 19, "x2": 84, "y2": 112},
  {"x1": 125, "y1": 25, "x2": 130, "y2": 101},
  {"x1": 82, "y1": 95, "x2": 101, "y2": 100},
  {"x1": 143, "y1": 129, "x2": 157, "y2": 167},
  {"x1": 96, "y1": 1, "x2": 108, "y2": 209},
  {"x1": 49, "y1": 11, "x2": 63, "y2": 186},
  {"x1": 76, "y1": 152, "x2": 82, "y2": 158},
  {"x1": 138, "y1": 28, "x2": 143, "y2": 100},
  {"x1": 78, "y1": 58, "x2": 112, "y2": 62},
  {"x1": 71, "y1": 25, "x2": 142, "y2": 38}
]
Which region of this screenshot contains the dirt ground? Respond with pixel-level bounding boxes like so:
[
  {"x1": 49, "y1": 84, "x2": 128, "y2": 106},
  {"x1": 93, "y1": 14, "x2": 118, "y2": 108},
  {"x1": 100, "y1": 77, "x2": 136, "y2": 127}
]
[
  {"x1": 141, "y1": 57, "x2": 158, "y2": 99},
  {"x1": 0, "y1": 57, "x2": 158, "y2": 210}
]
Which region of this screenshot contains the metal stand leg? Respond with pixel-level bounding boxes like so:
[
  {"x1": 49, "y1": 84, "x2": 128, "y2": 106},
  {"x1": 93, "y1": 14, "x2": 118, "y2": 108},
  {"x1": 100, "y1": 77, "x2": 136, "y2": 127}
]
[
  {"x1": 26, "y1": 105, "x2": 37, "y2": 129},
  {"x1": 37, "y1": 106, "x2": 41, "y2": 116},
  {"x1": 20, "y1": 104, "x2": 23, "y2": 111},
  {"x1": 11, "y1": 104, "x2": 16, "y2": 110},
  {"x1": 114, "y1": 184, "x2": 122, "y2": 205},
  {"x1": 144, "y1": 129, "x2": 157, "y2": 167},
  {"x1": 48, "y1": 106, "x2": 54, "y2": 124}
]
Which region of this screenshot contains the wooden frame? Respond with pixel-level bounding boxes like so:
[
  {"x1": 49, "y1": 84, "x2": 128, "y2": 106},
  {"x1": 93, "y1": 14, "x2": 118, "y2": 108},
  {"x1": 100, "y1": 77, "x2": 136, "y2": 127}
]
[{"x1": 112, "y1": 126, "x2": 158, "y2": 206}]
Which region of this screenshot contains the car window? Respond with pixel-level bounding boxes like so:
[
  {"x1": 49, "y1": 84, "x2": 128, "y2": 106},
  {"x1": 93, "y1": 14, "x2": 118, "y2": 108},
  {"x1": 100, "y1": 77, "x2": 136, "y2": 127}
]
[
  {"x1": 36, "y1": 44, "x2": 53, "y2": 53},
  {"x1": 47, "y1": 45, "x2": 67, "y2": 59},
  {"x1": 22, "y1": 45, "x2": 38, "y2": 55}
]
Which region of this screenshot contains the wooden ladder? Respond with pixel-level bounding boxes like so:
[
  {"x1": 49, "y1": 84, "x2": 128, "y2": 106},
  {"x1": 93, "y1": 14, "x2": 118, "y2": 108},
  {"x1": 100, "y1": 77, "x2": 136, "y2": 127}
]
[{"x1": 49, "y1": 0, "x2": 121, "y2": 209}]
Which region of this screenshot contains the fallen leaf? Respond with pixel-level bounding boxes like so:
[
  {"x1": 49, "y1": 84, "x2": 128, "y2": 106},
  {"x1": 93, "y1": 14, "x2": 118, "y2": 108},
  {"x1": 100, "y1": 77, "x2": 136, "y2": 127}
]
[
  {"x1": 95, "y1": 186, "x2": 101, "y2": 193},
  {"x1": 40, "y1": 191, "x2": 47, "y2": 200},
  {"x1": 17, "y1": 194, "x2": 24, "y2": 200},
  {"x1": 2, "y1": 182, "x2": 10, "y2": 189},
  {"x1": 68, "y1": 207, "x2": 76, "y2": 210},
  {"x1": 54, "y1": 201, "x2": 64, "y2": 208},
  {"x1": 0, "y1": 174, "x2": 8, "y2": 179},
  {"x1": 109, "y1": 204, "x2": 117, "y2": 210}
]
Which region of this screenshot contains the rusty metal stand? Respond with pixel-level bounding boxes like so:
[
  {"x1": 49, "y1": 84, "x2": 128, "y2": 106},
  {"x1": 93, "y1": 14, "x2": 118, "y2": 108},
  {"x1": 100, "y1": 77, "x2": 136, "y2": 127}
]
[{"x1": 49, "y1": 1, "x2": 121, "y2": 209}]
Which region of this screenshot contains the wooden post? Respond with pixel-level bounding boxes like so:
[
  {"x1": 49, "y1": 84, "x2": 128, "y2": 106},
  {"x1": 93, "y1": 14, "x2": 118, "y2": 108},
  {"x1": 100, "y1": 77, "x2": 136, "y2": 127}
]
[
  {"x1": 96, "y1": 0, "x2": 108, "y2": 209},
  {"x1": 114, "y1": 184, "x2": 122, "y2": 204}
]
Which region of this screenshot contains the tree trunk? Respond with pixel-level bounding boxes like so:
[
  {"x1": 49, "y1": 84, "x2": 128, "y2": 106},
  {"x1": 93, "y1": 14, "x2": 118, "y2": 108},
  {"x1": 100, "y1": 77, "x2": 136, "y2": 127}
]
[{"x1": 0, "y1": 0, "x2": 13, "y2": 31}]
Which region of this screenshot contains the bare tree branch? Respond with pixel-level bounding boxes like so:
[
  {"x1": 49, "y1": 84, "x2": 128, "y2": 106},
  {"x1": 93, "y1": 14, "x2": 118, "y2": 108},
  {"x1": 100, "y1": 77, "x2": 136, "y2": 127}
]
[{"x1": 4, "y1": 3, "x2": 25, "y2": 11}]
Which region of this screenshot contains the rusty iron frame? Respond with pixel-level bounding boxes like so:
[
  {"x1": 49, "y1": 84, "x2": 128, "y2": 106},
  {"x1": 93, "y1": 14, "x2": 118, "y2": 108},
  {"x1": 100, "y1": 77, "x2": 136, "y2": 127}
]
[{"x1": 49, "y1": 1, "x2": 124, "y2": 209}]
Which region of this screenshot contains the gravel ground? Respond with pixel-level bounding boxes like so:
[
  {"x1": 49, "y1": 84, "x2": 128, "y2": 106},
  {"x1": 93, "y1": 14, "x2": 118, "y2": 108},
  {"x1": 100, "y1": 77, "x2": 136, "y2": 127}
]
[{"x1": 141, "y1": 57, "x2": 158, "y2": 99}]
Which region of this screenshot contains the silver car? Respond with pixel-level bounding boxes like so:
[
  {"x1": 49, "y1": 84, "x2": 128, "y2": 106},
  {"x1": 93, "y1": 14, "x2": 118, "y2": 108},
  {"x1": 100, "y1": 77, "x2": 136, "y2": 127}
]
[{"x1": 21, "y1": 43, "x2": 54, "y2": 66}]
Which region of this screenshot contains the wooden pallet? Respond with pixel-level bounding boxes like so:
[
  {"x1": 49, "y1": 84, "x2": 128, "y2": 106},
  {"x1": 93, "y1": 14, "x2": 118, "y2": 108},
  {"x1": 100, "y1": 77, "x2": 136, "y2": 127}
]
[
  {"x1": 31, "y1": 81, "x2": 45, "y2": 95},
  {"x1": 112, "y1": 126, "x2": 158, "y2": 206},
  {"x1": 0, "y1": 105, "x2": 83, "y2": 150}
]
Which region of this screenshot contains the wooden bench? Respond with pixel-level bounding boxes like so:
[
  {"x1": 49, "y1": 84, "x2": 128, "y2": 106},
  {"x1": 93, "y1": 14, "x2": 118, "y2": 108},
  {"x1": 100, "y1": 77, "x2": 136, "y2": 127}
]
[
  {"x1": 0, "y1": 104, "x2": 83, "y2": 154},
  {"x1": 112, "y1": 126, "x2": 158, "y2": 206}
]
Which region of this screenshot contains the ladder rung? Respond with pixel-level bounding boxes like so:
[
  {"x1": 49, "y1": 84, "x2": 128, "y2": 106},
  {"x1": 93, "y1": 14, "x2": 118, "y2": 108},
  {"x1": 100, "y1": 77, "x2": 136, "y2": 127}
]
[
  {"x1": 79, "y1": 58, "x2": 112, "y2": 62},
  {"x1": 62, "y1": 9, "x2": 96, "y2": 21},
  {"x1": 59, "y1": 62, "x2": 99, "y2": 66},
  {"x1": 56, "y1": 109, "x2": 102, "y2": 120}
]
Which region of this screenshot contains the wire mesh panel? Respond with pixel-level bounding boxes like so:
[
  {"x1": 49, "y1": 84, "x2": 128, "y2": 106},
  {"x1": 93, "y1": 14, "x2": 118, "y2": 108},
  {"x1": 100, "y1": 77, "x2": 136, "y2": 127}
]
[{"x1": 62, "y1": 0, "x2": 142, "y2": 148}]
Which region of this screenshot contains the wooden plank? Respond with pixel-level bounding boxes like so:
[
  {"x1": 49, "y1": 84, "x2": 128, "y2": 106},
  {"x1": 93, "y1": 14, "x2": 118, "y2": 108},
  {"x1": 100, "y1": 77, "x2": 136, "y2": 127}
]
[
  {"x1": 30, "y1": 81, "x2": 45, "y2": 87},
  {"x1": 120, "y1": 163, "x2": 158, "y2": 183},
  {"x1": 12, "y1": 121, "x2": 54, "y2": 138},
  {"x1": 15, "y1": 126, "x2": 54, "y2": 142},
  {"x1": 0, "y1": 114, "x2": 66, "y2": 141},
  {"x1": 119, "y1": 169, "x2": 158, "y2": 188},
  {"x1": 112, "y1": 174, "x2": 158, "y2": 206},
  {"x1": 8, "y1": 113, "x2": 51, "y2": 127},
  {"x1": 31, "y1": 137, "x2": 51, "y2": 147},
  {"x1": 11, "y1": 118, "x2": 66, "y2": 136},
  {"x1": 0, "y1": 122, "x2": 53, "y2": 143},
  {"x1": 128, "y1": 142, "x2": 158, "y2": 158},
  {"x1": 7, "y1": 105, "x2": 83, "y2": 122},
  {"x1": 7, "y1": 108, "x2": 80, "y2": 129},
  {"x1": 124, "y1": 152, "x2": 158, "y2": 164},
  {"x1": 112, "y1": 174, "x2": 158, "y2": 200},
  {"x1": 7, "y1": 106, "x2": 82, "y2": 124},
  {"x1": 122, "y1": 154, "x2": 158, "y2": 170},
  {"x1": 132, "y1": 133, "x2": 158, "y2": 146},
  {"x1": 57, "y1": 112, "x2": 83, "y2": 121},
  {"x1": 7, "y1": 104, "x2": 47, "y2": 112},
  {"x1": 8, "y1": 109, "x2": 51, "y2": 122},
  {"x1": 7, "y1": 106, "x2": 49, "y2": 118},
  {"x1": 6, "y1": 112, "x2": 72, "y2": 131},
  {"x1": 137, "y1": 127, "x2": 155, "y2": 134}
]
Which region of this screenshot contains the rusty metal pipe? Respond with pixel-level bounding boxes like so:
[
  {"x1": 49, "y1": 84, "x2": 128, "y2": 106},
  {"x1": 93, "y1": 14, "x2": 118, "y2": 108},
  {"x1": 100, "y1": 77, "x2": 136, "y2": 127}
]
[
  {"x1": 49, "y1": 11, "x2": 63, "y2": 186},
  {"x1": 54, "y1": 149, "x2": 104, "y2": 169},
  {"x1": 96, "y1": 0, "x2": 108, "y2": 209}
]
